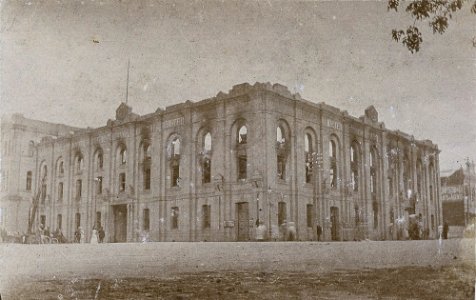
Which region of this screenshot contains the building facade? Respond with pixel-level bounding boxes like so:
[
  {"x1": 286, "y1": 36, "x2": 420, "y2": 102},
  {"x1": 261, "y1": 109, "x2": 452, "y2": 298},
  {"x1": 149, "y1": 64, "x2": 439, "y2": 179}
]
[
  {"x1": 441, "y1": 161, "x2": 476, "y2": 231},
  {"x1": 0, "y1": 114, "x2": 80, "y2": 236},
  {"x1": 0, "y1": 82, "x2": 442, "y2": 242}
]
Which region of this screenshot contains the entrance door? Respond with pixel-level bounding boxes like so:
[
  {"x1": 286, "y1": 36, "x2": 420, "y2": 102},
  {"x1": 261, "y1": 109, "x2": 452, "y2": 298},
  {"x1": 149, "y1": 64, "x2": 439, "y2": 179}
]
[
  {"x1": 113, "y1": 205, "x2": 127, "y2": 243},
  {"x1": 236, "y1": 202, "x2": 249, "y2": 241},
  {"x1": 330, "y1": 206, "x2": 339, "y2": 241}
]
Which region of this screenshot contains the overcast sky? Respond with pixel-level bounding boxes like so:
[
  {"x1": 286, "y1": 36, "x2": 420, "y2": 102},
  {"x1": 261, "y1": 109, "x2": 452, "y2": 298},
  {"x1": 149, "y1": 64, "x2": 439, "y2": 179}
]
[{"x1": 1, "y1": 0, "x2": 475, "y2": 174}]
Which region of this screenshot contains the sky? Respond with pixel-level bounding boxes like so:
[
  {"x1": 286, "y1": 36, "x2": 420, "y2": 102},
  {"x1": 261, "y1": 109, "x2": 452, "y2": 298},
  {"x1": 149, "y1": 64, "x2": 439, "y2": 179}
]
[{"x1": 1, "y1": 0, "x2": 475, "y2": 175}]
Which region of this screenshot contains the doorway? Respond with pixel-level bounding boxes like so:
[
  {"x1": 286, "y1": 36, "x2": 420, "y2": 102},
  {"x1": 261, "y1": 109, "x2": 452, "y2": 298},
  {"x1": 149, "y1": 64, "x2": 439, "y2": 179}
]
[
  {"x1": 113, "y1": 205, "x2": 127, "y2": 243},
  {"x1": 236, "y1": 202, "x2": 249, "y2": 241},
  {"x1": 330, "y1": 206, "x2": 339, "y2": 241}
]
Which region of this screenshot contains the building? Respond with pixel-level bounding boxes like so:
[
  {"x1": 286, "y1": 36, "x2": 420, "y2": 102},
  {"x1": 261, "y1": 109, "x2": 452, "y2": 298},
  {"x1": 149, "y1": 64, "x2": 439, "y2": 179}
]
[
  {"x1": 0, "y1": 82, "x2": 442, "y2": 242},
  {"x1": 0, "y1": 114, "x2": 81, "y2": 236},
  {"x1": 441, "y1": 161, "x2": 476, "y2": 235}
]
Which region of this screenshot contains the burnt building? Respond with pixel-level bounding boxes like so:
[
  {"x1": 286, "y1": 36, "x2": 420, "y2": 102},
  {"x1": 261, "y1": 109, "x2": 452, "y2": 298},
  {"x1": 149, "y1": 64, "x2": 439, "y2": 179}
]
[
  {"x1": 0, "y1": 82, "x2": 442, "y2": 242},
  {"x1": 441, "y1": 161, "x2": 476, "y2": 229}
]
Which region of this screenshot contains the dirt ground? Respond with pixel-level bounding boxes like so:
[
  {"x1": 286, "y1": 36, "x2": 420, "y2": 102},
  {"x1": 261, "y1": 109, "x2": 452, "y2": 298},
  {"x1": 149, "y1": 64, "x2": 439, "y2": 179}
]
[{"x1": 5, "y1": 264, "x2": 475, "y2": 300}]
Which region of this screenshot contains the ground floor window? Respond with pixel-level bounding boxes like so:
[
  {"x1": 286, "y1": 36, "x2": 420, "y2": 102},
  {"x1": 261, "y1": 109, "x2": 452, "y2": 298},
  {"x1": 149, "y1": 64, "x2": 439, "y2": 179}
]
[
  {"x1": 372, "y1": 201, "x2": 378, "y2": 229},
  {"x1": 278, "y1": 202, "x2": 286, "y2": 225},
  {"x1": 306, "y1": 204, "x2": 313, "y2": 228},
  {"x1": 57, "y1": 214, "x2": 62, "y2": 230},
  {"x1": 96, "y1": 212, "x2": 102, "y2": 228},
  {"x1": 75, "y1": 213, "x2": 81, "y2": 229},
  {"x1": 143, "y1": 208, "x2": 150, "y2": 231},
  {"x1": 202, "y1": 205, "x2": 211, "y2": 229},
  {"x1": 171, "y1": 207, "x2": 179, "y2": 229}
]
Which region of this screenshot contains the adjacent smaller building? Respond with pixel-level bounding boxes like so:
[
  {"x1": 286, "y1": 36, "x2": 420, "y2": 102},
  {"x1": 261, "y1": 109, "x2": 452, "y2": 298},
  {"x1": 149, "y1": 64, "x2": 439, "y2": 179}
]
[{"x1": 441, "y1": 160, "x2": 476, "y2": 236}]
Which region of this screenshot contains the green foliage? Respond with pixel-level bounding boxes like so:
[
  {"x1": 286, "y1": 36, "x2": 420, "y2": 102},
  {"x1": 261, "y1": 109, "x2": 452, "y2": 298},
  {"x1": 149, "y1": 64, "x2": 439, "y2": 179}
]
[{"x1": 388, "y1": 0, "x2": 475, "y2": 53}]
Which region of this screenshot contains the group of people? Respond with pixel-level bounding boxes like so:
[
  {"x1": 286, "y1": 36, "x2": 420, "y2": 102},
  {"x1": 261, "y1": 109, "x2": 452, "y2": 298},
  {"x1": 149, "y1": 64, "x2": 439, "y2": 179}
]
[
  {"x1": 38, "y1": 224, "x2": 66, "y2": 244},
  {"x1": 74, "y1": 225, "x2": 105, "y2": 244},
  {"x1": 255, "y1": 219, "x2": 323, "y2": 242}
]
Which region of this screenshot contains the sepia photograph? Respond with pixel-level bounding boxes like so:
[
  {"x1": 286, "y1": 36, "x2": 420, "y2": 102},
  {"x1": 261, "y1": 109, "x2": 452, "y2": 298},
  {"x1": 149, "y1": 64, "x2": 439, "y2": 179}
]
[{"x1": 0, "y1": 0, "x2": 475, "y2": 299}]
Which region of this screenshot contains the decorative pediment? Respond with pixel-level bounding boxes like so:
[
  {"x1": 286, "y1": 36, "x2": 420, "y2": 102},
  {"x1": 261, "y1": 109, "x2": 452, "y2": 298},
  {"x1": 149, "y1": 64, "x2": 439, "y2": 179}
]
[
  {"x1": 116, "y1": 103, "x2": 133, "y2": 121},
  {"x1": 365, "y1": 105, "x2": 378, "y2": 123}
]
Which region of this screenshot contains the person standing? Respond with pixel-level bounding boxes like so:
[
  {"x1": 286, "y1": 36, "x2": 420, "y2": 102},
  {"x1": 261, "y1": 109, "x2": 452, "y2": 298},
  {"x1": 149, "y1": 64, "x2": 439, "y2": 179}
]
[
  {"x1": 90, "y1": 226, "x2": 99, "y2": 244},
  {"x1": 38, "y1": 224, "x2": 46, "y2": 244},
  {"x1": 79, "y1": 226, "x2": 85, "y2": 244},
  {"x1": 98, "y1": 226, "x2": 105, "y2": 243},
  {"x1": 316, "y1": 223, "x2": 322, "y2": 241},
  {"x1": 74, "y1": 227, "x2": 80, "y2": 243},
  {"x1": 443, "y1": 222, "x2": 449, "y2": 239}
]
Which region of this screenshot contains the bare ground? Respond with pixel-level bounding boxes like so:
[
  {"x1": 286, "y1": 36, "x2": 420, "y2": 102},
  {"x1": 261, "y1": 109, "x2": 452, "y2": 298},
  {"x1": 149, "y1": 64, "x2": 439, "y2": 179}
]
[
  {"x1": 5, "y1": 264, "x2": 475, "y2": 300},
  {"x1": 1, "y1": 240, "x2": 474, "y2": 299}
]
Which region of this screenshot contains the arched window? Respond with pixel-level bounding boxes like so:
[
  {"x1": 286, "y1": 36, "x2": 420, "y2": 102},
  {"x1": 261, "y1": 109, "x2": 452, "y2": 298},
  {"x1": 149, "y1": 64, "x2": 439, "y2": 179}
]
[
  {"x1": 26, "y1": 171, "x2": 32, "y2": 191},
  {"x1": 236, "y1": 125, "x2": 248, "y2": 180},
  {"x1": 58, "y1": 182, "x2": 64, "y2": 201},
  {"x1": 350, "y1": 142, "x2": 359, "y2": 191},
  {"x1": 370, "y1": 147, "x2": 377, "y2": 194},
  {"x1": 142, "y1": 143, "x2": 151, "y2": 190},
  {"x1": 170, "y1": 136, "x2": 181, "y2": 187},
  {"x1": 41, "y1": 165, "x2": 48, "y2": 179},
  {"x1": 144, "y1": 144, "x2": 151, "y2": 160},
  {"x1": 119, "y1": 147, "x2": 127, "y2": 165},
  {"x1": 329, "y1": 139, "x2": 338, "y2": 188},
  {"x1": 75, "y1": 179, "x2": 82, "y2": 200},
  {"x1": 304, "y1": 133, "x2": 312, "y2": 183},
  {"x1": 40, "y1": 164, "x2": 48, "y2": 204},
  {"x1": 238, "y1": 126, "x2": 247, "y2": 144},
  {"x1": 276, "y1": 124, "x2": 288, "y2": 180},
  {"x1": 416, "y1": 159, "x2": 422, "y2": 196},
  {"x1": 370, "y1": 146, "x2": 379, "y2": 229},
  {"x1": 202, "y1": 132, "x2": 212, "y2": 184},
  {"x1": 403, "y1": 151, "x2": 411, "y2": 196},
  {"x1": 277, "y1": 127, "x2": 284, "y2": 144},
  {"x1": 429, "y1": 160, "x2": 435, "y2": 203},
  {"x1": 96, "y1": 150, "x2": 104, "y2": 170},
  {"x1": 204, "y1": 133, "x2": 212, "y2": 152},
  {"x1": 76, "y1": 154, "x2": 84, "y2": 172},
  {"x1": 58, "y1": 161, "x2": 64, "y2": 176}
]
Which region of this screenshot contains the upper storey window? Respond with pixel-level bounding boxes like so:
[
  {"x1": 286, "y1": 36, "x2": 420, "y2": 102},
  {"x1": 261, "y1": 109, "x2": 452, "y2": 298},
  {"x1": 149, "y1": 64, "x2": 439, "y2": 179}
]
[
  {"x1": 370, "y1": 147, "x2": 378, "y2": 194},
  {"x1": 236, "y1": 125, "x2": 248, "y2": 180},
  {"x1": 350, "y1": 142, "x2": 360, "y2": 191},
  {"x1": 26, "y1": 171, "x2": 32, "y2": 191},
  {"x1": 403, "y1": 151, "x2": 411, "y2": 196},
  {"x1": 142, "y1": 143, "x2": 151, "y2": 190},
  {"x1": 329, "y1": 139, "x2": 338, "y2": 189},
  {"x1": 144, "y1": 144, "x2": 151, "y2": 160},
  {"x1": 238, "y1": 125, "x2": 247, "y2": 144},
  {"x1": 201, "y1": 132, "x2": 212, "y2": 184},
  {"x1": 276, "y1": 124, "x2": 289, "y2": 180},
  {"x1": 96, "y1": 150, "x2": 104, "y2": 170},
  {"x1": 57, "y1": 160, "x2": 64, "y2": 176},
  {"x1": 119, "y1": 147, "x2": 127, "y2": 165},
  {"x1": 169, "y1": 136, "x2": 181, "y2": 187},
  {"x1": 304, "y1": 133, "x2": 312, "y2": 183},
  {"x1": 76, "y1": 154, "x2": 84, "y2": 173}
]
